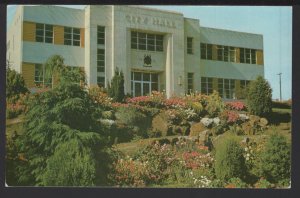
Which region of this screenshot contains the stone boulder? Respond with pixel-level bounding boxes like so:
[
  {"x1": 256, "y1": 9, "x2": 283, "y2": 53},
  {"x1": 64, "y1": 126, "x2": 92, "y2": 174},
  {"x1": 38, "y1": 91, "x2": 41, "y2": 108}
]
[
  {"x1": 259, "y1": 117, "x2": 268, "y2": 127},
  {"x1": 189, "y1": 122, "x2": 207, "y2": 137},
  {"x1": 152, "y1": 111, "x2": 171, "y2": 137}
]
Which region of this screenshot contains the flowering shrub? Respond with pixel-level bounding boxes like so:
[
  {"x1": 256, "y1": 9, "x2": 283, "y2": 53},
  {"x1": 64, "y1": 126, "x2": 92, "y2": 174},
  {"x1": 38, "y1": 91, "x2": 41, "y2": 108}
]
[
  {"x1": 111, "y1": 156, "x2": 148, "y2": 187},
  {"x1": 200, "y1": 117, "x2": 220, "y2": 128},
  {"x1": 254, "y1": 178, "x2": 273, "y2": 188},
  {"x1": 205, "y1": 91, "x2": 224, "y2": 117},
  {"x1": 6, "y1": 93, "x2": 29, "y2": 119},
  {"x1": 226, "y1": 111, "x2": 240, "y2": 124},
  {"x1": 226, "y1": 177, "x2": 248, "y2": 188},
  {"x1": 88, "y1": 85, "x2": 112, "y2": 108},
  {"x1": 182, "y1": 151, "x2": 214, "y2": 170},
  {"x1": 164, "y1": 97, "x2": 187, "y2": 108},
  {"x1": 225, "y1": 101, "x2": 246, "y2": 111},
  {"x1": 126, "y1": 91, "x2": 166, "y2": 108}
]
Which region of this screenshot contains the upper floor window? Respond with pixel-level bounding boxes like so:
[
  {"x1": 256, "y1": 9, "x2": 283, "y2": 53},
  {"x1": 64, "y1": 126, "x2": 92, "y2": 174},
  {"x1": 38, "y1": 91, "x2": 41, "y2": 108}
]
[
  {"x1": 229, "y1": 47, "x2": 236, "y2": 62},
  {"x1": 36, "y1": 23, "x2": 53, "y2": 43},
  {"x1": 187, "y1": 37, "x2": 193, "y2": 54},
  {"x1": 64, "y1": 27, "x2": 80, "y2": 46},
  {"x1": 97, "y1": 26, "x2": 105, "y2": 45},
  {"x1": 217, "y1": 45, "x2": 229, "y2": 62},
  {"x1": 97, "y1": 49, "x2": 105, "y2": 73},
  {"x1": 240, "y1": 48, "x2": 256, "y2": 64},
  {"x1": 131, "y1": 31, "x2": 163, "y2": 52},
  {"x1": 200, "y1": 43, "x2": 212, "y2": 60}
]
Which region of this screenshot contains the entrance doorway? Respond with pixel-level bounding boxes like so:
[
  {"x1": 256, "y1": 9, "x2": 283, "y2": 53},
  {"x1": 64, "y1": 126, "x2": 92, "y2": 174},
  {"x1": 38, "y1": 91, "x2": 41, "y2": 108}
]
[{"x1": 131, "y1": 71, "x2": 159, "y2": 97}]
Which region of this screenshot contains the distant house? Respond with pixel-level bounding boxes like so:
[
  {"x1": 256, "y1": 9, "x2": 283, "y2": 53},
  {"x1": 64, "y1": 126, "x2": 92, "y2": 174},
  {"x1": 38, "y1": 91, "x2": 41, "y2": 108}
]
[{"x1": 6, "y1": 5, "x2": 264, "y2": 99}]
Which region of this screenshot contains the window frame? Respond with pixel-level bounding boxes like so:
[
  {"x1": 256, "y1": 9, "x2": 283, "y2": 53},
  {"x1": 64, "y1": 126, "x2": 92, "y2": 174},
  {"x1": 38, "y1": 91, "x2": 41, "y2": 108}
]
[
  {"x1": 35, "y1": 23, "x2": 53, "y2": 44},
  {"x1": 187, "y1": 73, "x2": 194, "y2": 93},
  {"x1": 64, "y1": 26, "x2": 81, "y2": 46},
  {"x1": 97, "y1": 26, "x2": 105, "y2": 45},
  {"x1": 131, "y1": 72, "x2": 159, "y2": 97},
  {"x1": 131, "y1": 31, "x2": 164, "y2": 52},
  {"x1": 201, "y1": 77, "x2": 213, "y2": 95},
  {"x1": 240, "y1": 48, "x2": 257, "y2": 64},
  {"x1": 218, "y1": 78, "x2": 236, "y2": 99},
  {"x1": 187, "y1": 37, "x2": 193, "y2": 54}
]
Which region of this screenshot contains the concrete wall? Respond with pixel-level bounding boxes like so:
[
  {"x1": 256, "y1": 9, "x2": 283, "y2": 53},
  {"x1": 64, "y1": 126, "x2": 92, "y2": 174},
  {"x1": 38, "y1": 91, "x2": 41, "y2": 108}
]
[
  {"x1": 7, "y1": 6, "x2": 23, "y2": 73},
  {"x1": 200, "y1": 59, "x2": 264, "y2": 80},
  {"x1": 23, "y1": 41, "x2": 85, "y2": 66}
]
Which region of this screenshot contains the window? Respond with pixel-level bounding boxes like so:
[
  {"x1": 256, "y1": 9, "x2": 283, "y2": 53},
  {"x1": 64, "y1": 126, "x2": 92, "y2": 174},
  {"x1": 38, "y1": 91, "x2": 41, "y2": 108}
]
[
  {"x1": 34, "y1": 64, "x2": 52, "y2": 87},
  {"x1": 131, "y1": 72, "x2": 159, "y2": 97},
  {"x1": 240, "y1": 48, "x2": 257, "y2": 64},
  {"x1": 201, "y1": 77, "x2": 213, "y2": 95},
  {"x1": 200, "y1": 43, "x2": 212, "y2": 60},
  {"x1": 229, "y1": 47, "x2": 236, "y2": 62},
  {"x1": 97, "y1": 26, "x2": 105, "y2": 45},
  {"x1": 217, "y1": 45, "x2": 229, "y2": 62},
  {"x1": 187, "y1": 73, "x2": 194, "y2": 93},
  {"x1": 218, "y1": 78, "x2": 235, "y2": 99},
  {"x1": 240, "y1": 80, "x2": 250, "y2": 89},
  {"x1": 187, "y1": 37, "x2": 193, "y2": 54},
  {"x1": 36, "y1": 23, "x2": 53, "y2": 43},
  {"x1": 97, "y1": 76, "x2": 105, "y2": 87},
  {"x1": 131, "y1": 31, "x2": 163, "y2": 52},
  {"x1": 64, "y1": 27, "x2": 81, "y2": 46},
  {"x1": 97, "y1": 49, "x2": 105, "y2": 73}
]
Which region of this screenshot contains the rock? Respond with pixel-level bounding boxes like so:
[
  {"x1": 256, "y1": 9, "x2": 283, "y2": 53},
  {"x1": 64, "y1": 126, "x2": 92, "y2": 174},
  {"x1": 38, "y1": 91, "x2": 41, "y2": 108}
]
[
  {"x1": 279, "y1": 122, "x2": 291, "y2": 130},
  {"x1": 241, "y1": 137, "x2": 250, "y2": 144},
  {"x1": 259, "y1": 118, "x2": 268, "y2": 127},
  {"x1": 241, "y1": 122, "x2": 255, "y2": 135},
  {"x1": 198, "y1": 130, "x2": 210, "y2": 143},
  {"x1": 152, "y1": 111, "x2": 171, "y2": 137},
  {"x1": 189, "y1": 122, "x2": 207, "y2": 137}
]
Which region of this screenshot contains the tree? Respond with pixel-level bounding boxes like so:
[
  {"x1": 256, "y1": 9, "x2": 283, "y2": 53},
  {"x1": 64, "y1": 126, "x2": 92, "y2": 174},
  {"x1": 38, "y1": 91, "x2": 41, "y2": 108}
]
[
  {"x1": 14, "y1": 57, "x2": 111, "y2": 186},
  {"x1": 214, "y1": 136, "x2": 246, "y2": 181},
  {"x1": 261, "y1": 133, "x2": 291, "y2": 184},
  {"x1": 6, "y1": 68, "x2": 28, "y2": 99},
  {"x1": 107, "y1": 68, "x2": 125, "y2": 102},
  {"x1": 246, "y1": 76, "x2": 272, "y2": 116}
]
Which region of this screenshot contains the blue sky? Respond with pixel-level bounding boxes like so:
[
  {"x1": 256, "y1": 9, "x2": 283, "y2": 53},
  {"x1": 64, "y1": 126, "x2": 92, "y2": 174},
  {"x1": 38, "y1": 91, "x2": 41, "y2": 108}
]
[{"x1": 7, "y1": 5, "x2": 292, "y2": 100}]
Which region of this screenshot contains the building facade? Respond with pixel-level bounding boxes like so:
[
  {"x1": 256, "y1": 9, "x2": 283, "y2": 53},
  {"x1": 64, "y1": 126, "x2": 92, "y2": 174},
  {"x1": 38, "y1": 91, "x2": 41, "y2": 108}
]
[{"x1": 6, "y1": 5, "x2": 264, "y2": 98}]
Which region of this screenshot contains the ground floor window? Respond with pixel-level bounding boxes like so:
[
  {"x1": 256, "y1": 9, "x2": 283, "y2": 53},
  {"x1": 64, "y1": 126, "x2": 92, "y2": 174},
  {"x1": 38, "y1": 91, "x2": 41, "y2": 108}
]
[
  {"x1": 131, "y1": 71, "x2": 159, "y2": 97},
  {"x1": 201, "y1": 77, "x2": 213, "y2": 95},
  {"x1": 97, "y1": 76, "x2": 105, "y2": 88},
  {"x1": 34, "y1": 64, "x2": 52, "y2": 87},
  {"x1": 240, "y1": 80, "x2": 250, "y2": 89},
  {"x1": 218, "y1": 78, "x2": 235, "y2": 99},
  {"x1": 187, "y1": 73, "x2": 194, "y2": 94}
]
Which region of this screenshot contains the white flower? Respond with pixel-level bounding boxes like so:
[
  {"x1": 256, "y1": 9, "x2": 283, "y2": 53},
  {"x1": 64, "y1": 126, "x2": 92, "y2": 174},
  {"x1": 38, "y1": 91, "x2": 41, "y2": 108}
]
[
  {"x1": 213, "y1": 117, "x2": 220, "y2": 125},
  {"x1": 246, "y1": 157, "x2": 250, "y2": 161},
  {"x1": 244, "y1": 147, "x2": 248, "y2": 152}
]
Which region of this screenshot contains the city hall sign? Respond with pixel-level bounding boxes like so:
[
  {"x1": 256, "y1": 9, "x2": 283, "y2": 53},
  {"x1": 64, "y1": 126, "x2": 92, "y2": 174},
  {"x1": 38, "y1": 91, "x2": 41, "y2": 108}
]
[{"x1": 126, "y1": 15, "x2": 176, "y2": 29}]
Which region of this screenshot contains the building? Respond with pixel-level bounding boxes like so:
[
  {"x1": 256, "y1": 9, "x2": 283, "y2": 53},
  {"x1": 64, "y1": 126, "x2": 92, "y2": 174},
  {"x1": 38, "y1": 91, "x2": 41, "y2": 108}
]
[{"x1": 6, "y1": 5, "x2": 264, "y2": 99}]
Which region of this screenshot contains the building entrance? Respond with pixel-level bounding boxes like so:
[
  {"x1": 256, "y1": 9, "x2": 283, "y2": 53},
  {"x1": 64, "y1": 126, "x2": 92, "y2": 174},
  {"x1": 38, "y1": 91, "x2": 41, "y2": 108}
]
[{"x1": 131, "y1": 71, "x2": 159, "y2": 97}]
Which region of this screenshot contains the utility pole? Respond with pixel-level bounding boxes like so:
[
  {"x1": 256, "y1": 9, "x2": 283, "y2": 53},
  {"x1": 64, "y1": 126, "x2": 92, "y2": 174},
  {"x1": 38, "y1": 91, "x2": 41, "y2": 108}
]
[{"x1": 277, "y1": 72, "x2": 282, "y2": 101}]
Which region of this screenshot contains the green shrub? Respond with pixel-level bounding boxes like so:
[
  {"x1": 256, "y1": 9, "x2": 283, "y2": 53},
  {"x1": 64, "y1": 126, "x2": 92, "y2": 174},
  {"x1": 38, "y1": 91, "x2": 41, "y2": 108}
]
[
  {"x1": 41, "y1": 139, "x2": 96, "y2": 186},
  {"x1": 260, "y1": 133, "x2": 291, "y2": 184},
  {"x1": 115, "y1": 106, "x2": 152, "y2": 137},
  {"x1": 246, "y1": 76, "x2": 272, "y2": 116},
  {"x1": 226, "y1": 177, "x2": 248, "y2": 188},
  {"x1": 214, "y1": 136, "x2": 246, "y2": 181},
  {"x1": 107, "y1": 68, "x2": 125, "y2": 102},
  {"x1": 6, "y1": 68, "x2": 29, "y2": 99},
  {"x1": 205, "y1": 91, "x2": 224, "y2": 117}
]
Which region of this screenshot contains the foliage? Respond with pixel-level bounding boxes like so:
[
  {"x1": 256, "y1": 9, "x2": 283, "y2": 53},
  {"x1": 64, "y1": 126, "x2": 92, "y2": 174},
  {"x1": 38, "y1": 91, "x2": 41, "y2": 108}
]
[
  {"x1": 115, "y1": 106, "x2": 152, "y2": 138},
  {"x1": 6, "y1": 68, "x2": 29, "y2": 99},
  {"x1": 41, "y1": 139, "x2": 97, "y2": 186},
  {"x1": 260, "y1": 133, "x2": 291, "y2": 184},
  {"x1": 13, "y1": 59, "x2": 111, "y2": 186},
  {"x1": 108, "y1": 68, "x2": 125, "y2": 102},
  {"x1": 254, "y1": 178, "x2": 273, "y2": 188},
  {"x1": 225, "y1": 101, "x2": 246, "y2": 111},
  {"x1": 226, "y1": 177, "x2": 248, "y2": 188},
  {"x1": 88, "y1": 85, "x2": 113, "y2": 109},
  {"x1": 205, "y1": 91, "x2": 224, "y2": 117},
  {"x1": 214, "y1": 136, "x2": 246, "y2": 181},
  {"x1": 246, "y1": 76, "x2": 272, "y2": 116}
]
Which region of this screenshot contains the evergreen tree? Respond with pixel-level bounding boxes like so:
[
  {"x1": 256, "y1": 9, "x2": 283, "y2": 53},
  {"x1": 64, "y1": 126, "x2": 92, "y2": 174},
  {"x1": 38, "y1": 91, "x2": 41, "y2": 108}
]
[
  {"x1": 108, "y1": 68, "x2": 125, "y2": 102},
  {"x1": 6, "y1": 68, "x2": 28, "y2": 99},
  {"x1": 246, "y1": 76, "x2": 272, "y2": 116}
]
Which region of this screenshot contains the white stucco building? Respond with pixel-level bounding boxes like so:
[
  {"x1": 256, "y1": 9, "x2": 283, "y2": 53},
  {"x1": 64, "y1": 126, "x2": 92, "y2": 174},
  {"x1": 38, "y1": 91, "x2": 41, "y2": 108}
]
[{"x1": 6, "y1": 5, "x2": 264, "y2": 98}]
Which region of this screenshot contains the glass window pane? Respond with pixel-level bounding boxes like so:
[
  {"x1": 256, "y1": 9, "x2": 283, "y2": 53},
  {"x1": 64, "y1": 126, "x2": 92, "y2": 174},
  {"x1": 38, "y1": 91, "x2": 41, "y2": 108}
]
[
  {"x1": 151, "y1": 74, "x2": 158, "y2": 82},
  {"x1": 151, "y1": 83, "x2": 158, "y2": 91},
  {"x1": 135, "y1": 83, "x2": 141, "y2": 97},
  {"x1": 45, "y1": 37, "x2": 53, "y2": 43},
  {"x1": 73, "y1": 28, "x2": 80, "y2": 34},
  {"x1": 73, "y1": 40, "x2": 80, "y2": 46},
  {"x1": 36, "y1": 36, "x2": 43, "y2": 42},
  {"x1": 134, "y1": 72, "x2": 141, "y2": 81},
  {"x1": 143, "y1": 83, "x2": 150, "y2": 96},
  {"x1": 143, "y1": 73, "x2": 150, "y2": 81}
]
